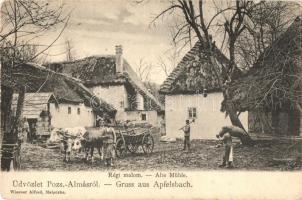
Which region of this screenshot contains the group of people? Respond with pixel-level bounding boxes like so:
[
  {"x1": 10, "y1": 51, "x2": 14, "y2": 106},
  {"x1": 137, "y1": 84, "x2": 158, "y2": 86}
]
[{"x1": 180, "y1": 119, "x2": 242, "y2": 169}]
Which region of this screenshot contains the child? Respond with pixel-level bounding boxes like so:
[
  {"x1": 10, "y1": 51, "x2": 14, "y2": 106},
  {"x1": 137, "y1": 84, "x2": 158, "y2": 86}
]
[
  {"x1": 216, "y1": 126, "x2": 234, "y2": 168},
  {"x1": 182, "y1": 119, "x2": 191, "y2": 151}
]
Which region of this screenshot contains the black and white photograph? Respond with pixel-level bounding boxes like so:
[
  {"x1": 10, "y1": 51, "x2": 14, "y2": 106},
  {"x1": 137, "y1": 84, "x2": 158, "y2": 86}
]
[{"x1": 0, "y1": 0, "x2": 302, "y2": 199}]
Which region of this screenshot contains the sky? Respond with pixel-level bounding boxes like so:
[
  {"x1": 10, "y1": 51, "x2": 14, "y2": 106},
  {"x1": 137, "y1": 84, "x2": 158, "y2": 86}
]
[
  {"x1": 0, "y1": 0, "x2": 247, "y2": 84},
  {"x1": 3, "y1": 0, "x2": 300, "y2": 84},
  {"x1": 18, "y1": 0, "x2": 225, "y2": 84},
  {"x1": 35, "y1": 0, "x2": 185, "y2": 84}
]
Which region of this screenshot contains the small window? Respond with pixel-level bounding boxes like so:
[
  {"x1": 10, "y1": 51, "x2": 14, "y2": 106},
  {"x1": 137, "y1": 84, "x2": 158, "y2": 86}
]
[
  {"x1": 141, "y1": 113, "x2": 147, "y2": 121},
  {"x1": 188, "y1": 107, "x2": 197, "y2": 119},
  {"x1": 77, "y1": 108, "x2": 80, "y2": 115},
  {"x1": 120, "y1": 101, "x2": 124, "y2": 108},
  {"x1": 68, "y1": 107, "x2": 71, "y2": 114}
]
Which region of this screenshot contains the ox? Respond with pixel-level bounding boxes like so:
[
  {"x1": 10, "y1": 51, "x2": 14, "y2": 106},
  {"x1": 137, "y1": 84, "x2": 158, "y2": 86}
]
[
  {"x1": 72, "y1": 127, "x2": 116, "y2": 164},
  {"x1": 49, "y1": 127, "x2": 87, "y2": 162}
]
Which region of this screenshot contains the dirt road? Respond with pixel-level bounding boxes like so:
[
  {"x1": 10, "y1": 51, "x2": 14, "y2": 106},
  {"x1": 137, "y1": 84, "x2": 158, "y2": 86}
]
[{"x1": 20, "y1": 134, "x2": 302, "y2": 171}]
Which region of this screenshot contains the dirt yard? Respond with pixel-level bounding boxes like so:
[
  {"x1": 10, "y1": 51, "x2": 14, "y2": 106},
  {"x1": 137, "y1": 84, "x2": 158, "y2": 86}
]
[{"x1": 18, "y1": 132, "x2": 302, "y2": 171}]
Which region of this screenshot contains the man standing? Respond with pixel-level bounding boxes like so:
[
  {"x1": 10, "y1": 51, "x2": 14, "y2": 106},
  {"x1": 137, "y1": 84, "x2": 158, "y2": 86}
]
[
  {"x1": 102, "y1": 119, "x2": 116, "y2": 167},
  {"x1": 22, "y1": 117, "x2": 29, "y2": 142},
  {"x1": 216, "y1": 126, "x2": 238, "y2": 168},
  {"x1": 18, "y1": 117, "x2": 28, "y2": 142},
  {"x1": 182, "y1": 119, "x2": 191, "y2": 151}
]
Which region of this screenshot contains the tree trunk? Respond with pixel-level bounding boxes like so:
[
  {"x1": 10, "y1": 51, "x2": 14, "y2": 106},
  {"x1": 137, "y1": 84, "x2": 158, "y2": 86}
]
[
  {"x1": 12, "y1": 86, "x2": 25, "y2": 140},
  {"x1": 225, "y1": 99, "x2": 255, "y2": 145},
  {"x1": 1, "y1": 86, "x2": 25, "y2": 171},
  {"x1": 1, "y1": 86, "x2": 14, "y2": 171},
  {"x1": 1, "y1": 85, "x2": 14, "y2": 132},
  {"x1": 227, "y1": 37, "x2": 254, "y2": 146},
  {"x1": 229, "y1": 42, "x2": 235, "y2": 74},
  {"x1": 207, "y1": 43, "x2": 254, "y2": 146}
]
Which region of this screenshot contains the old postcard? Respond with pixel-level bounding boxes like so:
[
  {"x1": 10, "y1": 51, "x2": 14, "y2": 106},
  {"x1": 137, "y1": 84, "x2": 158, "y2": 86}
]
[{"x1": 0, "y1": 0, "x2": 302, "y2": 199}]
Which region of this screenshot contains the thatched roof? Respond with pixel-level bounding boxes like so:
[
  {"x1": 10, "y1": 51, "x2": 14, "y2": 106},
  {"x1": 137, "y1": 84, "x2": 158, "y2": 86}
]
[
  {"x1": 47, "y1": 56, "x2": 122, "y2": 85},
  {"x1": 47, "y1": 56, "x2": 163, "y2": 111},
  {"x1": 228, "y1": 17, "x2": 302, "y2": 112},
  {"x1": 12, "y1": 93, "x2": 57, "y2": 118},
  {"x1": 159, "y1": 41, "x2": 229, "y2": 94},
  {"x1": 1, "y1": 63, "x2": 116, "y2": 115}
]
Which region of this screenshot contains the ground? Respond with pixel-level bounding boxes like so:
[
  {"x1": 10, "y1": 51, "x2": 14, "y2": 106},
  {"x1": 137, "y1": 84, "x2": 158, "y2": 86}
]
[{"x1": 19, "y1": 132, "x2": 302, "y2": 171}]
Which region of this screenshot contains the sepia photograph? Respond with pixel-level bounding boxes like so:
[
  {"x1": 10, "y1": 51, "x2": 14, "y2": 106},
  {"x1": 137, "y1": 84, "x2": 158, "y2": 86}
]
[{"x1": 0, "y1": 0, "x2": 302, "y2": 199}]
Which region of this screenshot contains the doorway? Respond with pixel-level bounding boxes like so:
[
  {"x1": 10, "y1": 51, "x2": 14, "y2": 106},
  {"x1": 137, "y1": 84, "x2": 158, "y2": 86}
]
[{"x1": 27, "y1": 118, "x2": 37, "y2": 142}]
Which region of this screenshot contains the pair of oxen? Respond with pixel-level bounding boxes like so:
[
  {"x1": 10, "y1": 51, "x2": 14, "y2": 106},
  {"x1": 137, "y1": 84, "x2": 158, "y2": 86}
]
[{"x1": 48, "y1": 127, "x2": 115, "y2": 163}]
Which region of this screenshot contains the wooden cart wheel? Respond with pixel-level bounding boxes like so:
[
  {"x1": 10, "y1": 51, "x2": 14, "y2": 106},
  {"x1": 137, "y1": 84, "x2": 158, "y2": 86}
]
[
  {"x1": 115, "y1": 138, "x2": 126, "y2": 158},
  {"x1": 127, "y1": 143, "x2": 139, "y2": 153},
  {"x1": 142, "y1": 134, "x2": 154, "y2": 154}
]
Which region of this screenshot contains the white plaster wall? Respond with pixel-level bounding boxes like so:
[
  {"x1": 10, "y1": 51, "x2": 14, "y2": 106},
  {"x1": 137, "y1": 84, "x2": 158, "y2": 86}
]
[
  {"x1": 136, "y1": 93, "x2": 144, "y2": 110},
  {"x1": 90, "y1": 85, "x2": 126, "y2": 111},
  {"x1": 116, "y1": 110, "x2": 158, "y2": 127},
  {"x1": 89, "y1": 85, "x2": 160, "y2": 127},
  {"x1": 49, "y1": 103, "x2": 95, "y2": 128},
  {"x1": 165, "y1": 93, "x2": 248, "y2": 139}
]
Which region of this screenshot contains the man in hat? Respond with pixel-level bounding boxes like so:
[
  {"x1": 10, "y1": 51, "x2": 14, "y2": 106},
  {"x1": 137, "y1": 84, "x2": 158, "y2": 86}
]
[{"x1": 182, "y1": 119, "x2": 191, "y2": 151}]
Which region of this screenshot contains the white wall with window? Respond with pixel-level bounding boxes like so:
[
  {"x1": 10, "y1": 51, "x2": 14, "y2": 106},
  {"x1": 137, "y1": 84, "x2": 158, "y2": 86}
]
[
  {"x1": 90, "y1": 85, "x2": 128, "y2": 111},
  {"x1": 165, "y1": 93, "x2": 248, "y2": 139},
  {"x1": 49, "y1": 103, "x2": 95, "y2": 128},
  {"x1": 141, "y1": 113, "x2": 147, "y2": 121},
  {"x1": 90, "y1": 84, "x2": 161, "y2": 127},
  {"x1": 188, "y1": 107, "x2": 197, "y2": 119}
]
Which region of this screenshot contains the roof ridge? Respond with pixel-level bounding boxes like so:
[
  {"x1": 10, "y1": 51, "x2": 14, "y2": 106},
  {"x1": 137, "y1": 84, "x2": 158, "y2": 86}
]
[
  {"x1": 159, "y1": 41, "x2": 229, "y2": 94},
  {"x1": 24, "y1": 63, "x2": 116, "y2": 112},
  {"x1": 47, "y1": 56, "x2": 163, "y2": 110},
  {"x1": 49, "y1": 55, "x2": 116, "y2": 65},
  {"x1": 28, "y1": 62, "x2": 84, "y2": 83}
]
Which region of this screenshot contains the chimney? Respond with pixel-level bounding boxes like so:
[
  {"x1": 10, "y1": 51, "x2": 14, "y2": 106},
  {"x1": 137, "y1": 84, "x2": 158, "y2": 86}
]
[{"x1": 115, "y1": 45, "x2": 123, "y2": 74}]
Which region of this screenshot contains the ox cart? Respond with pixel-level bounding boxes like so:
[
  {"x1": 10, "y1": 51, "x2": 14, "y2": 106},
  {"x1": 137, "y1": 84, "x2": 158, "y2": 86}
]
[{"x1": 115, "y1": 128, "x2": 154, "y2": 158}]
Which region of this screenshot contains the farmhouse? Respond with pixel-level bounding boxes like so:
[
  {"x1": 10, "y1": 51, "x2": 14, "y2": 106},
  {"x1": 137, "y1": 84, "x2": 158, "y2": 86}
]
[
  {"x1": 2, "y1": 63, "x2": 116, "y2": 137},
  {"x1": 228, "y1": 17, "x2": 302, "y2": 136},
  {"x1": 47, "y1": 45, "x2": 163, "y2": 127},
  {"x1": 160, "y1": 42, "x2": 248, "y2": 139},
  {"x1": 11, "y1": 93, "x2": 58, "y2": 137}
]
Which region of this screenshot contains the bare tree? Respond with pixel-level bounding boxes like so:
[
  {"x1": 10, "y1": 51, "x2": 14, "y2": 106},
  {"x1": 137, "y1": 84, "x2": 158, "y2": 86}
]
[
  {"x1": 0, "y1": 0, "x2": 69, "y2": 171},
  {"x1": 235, "y1": 1, "x2": 300, "y2": 70},
  {"x1": 152, "y1": 0, "x2": 259, "y2": 145},
  {"x1": 157, "y1": 56, "x2": 171, "y2": 77},
  {"x1": 157, "y1": 44, "x2": 180, "y2": 77},
  {"x1": 152, "y1": 0, "x2": 301, "y2": 145},
  {"x1": 135, "y1": 58, "x2": 152, "y2": 82}
]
